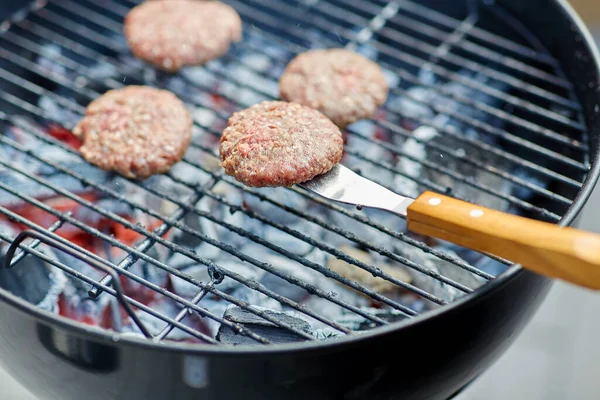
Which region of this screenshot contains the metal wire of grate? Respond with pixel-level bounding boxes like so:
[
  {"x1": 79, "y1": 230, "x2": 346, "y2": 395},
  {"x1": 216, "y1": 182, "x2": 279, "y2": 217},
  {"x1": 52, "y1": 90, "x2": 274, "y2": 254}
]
[{"x1": 0, "y1": 0, "x2": 589, "y2": 345}]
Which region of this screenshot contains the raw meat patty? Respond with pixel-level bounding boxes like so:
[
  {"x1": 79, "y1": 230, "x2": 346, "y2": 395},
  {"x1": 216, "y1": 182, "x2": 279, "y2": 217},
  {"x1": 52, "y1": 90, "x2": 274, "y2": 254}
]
[
  {"x1": 220, "y1": 101, "x2": 343, "y2": 187},
  {"x1": 124, "y1": 0, "x2": 242, "y2": 72},
  {"x1": 279, "y1": 48, "x2": 389, "y2": 128},
  {"x1": 73, "y1": 86, "x2": 192, "y2": 179}
]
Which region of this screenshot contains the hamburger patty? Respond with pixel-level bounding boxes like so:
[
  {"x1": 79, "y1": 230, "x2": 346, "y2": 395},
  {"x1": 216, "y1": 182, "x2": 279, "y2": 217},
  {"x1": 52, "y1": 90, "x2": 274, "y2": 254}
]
[
  {"x1": 124, "y1": 0, "x2": 242, "y2": 72},
  {"x1": 220, "y1": 101, "x2": 344, "y2": 188},
  {"x1": 279, "y1": 48, "x2": 389, "y2": 128},
  {"x1": 73, "y1": 86, "x2": 192, "y2": 179}
]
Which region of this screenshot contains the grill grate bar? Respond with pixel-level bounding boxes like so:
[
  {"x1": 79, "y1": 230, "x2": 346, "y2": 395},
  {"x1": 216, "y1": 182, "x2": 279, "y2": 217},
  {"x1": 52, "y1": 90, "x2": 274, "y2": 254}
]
[
  {"x1": 0, "y1": 30, "x2": 484, "y2": 284},
  {"x1": 317, "y1": 0, "x2": 582, "y2": 114},
  {"x1": 52, "y1": 0, "x2": 124, "y2": 34},
  {"x1": 0, "y1": 232, "x2": 225, "y2": 343},
  {"x1": 0, "y1": 0, "x2": 586, "y2": 344},
  {"x1": 122, "y1": 28, "x2": 576, "y2": 205},
  {"x1": 178, "y1": 56, "x2": 570, "y2": 215},
  {"x1": 0, "y1": 121, "x2": 378, "y2": 329},
  {"x1": 2, "y1": 103, "x2": 420, "y2": 322},
  {"x1": 0, "y1": 178, "x2": 326, "y2": 343},
  {"x1": 0, "y1": 30, "x2": 565, "y2": 222},
  {"x1": 2, "y1": 114, "x2": 406, "y2": 323},
  {"x1": 51, "y1": 0, "x2": 589, "y2": 155},
  {"x1": 164, "y1": 170, "x2": 471, "y2": 296},
  {"x1": 85, "y1": 0, "x2": 131, "y2": 19},
  {"x1": 89, "y1": 189, "x2": 212, "y2": 298},
  {"x1": 0, "y1": 90, "x2": 497, "y2": 289},
  {"x1": 348, "y1": 126, "x2": 572, "y2": 205},
  {"x1": 12, "y1": 18, "x2": 587, "y2": 185},
  {"x1": 8, "y1": 215, "x2": 69, "y2": 266},
  {"x1": 155, "y1": 285, "x2": 213, "y2": 341},
  {"x1": 393, "y1": 0, "x2": 559, "y2": 67},
  {"x1": 229, "y1": 30, "x2": 586, "y2": 184},
  {"x1": 0, "y1": 28, "x2": 216, "y2": 301},
  {"x1": 194, "y1": 169, "x2": 496, "y2": 280},
  {"x1": 0, "y1": 10, "x2": 573, "y2": 247},
  {"x1": 3, "y1": 106, "x2": 440, "y2": 313},
  {"x1": 217, "y1": 19, "x2": 589, "y2": 170},
  {"x1": 225, "y1": 0, "x2": 587, "y2": 151}
]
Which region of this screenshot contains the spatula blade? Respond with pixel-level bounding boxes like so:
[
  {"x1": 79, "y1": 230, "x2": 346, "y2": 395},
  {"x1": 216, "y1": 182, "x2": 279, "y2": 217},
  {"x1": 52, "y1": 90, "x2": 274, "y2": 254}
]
[{"x1": 300, "y1": 165, "x2": 414, "y2": 217}]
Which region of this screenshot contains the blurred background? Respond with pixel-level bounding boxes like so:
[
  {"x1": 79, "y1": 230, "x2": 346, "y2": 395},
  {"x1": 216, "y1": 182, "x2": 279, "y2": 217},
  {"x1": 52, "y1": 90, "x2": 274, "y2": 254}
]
[{"x1": 1, "y1": 0, "x2": 599, "y2": 399}]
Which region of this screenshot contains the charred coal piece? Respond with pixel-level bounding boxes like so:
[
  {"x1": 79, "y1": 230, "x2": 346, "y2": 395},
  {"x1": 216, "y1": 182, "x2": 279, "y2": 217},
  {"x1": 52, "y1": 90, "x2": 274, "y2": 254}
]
[
  {"x1": 0, "y1": 252, "x2": 66, "y2": 312},
  {"x1": 217, "y1": 307, "x2": 313, "y2": 345}
]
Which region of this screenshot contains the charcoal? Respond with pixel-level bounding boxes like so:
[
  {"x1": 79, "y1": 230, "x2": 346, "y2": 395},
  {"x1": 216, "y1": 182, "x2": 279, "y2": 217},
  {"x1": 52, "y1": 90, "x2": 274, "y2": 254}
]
[
  {"x1": 259, "y1": 273, "x2": 308, "y2": 303},
  {"x1": 37, "y1": 95, "x2": 81, "y2": 128},
  {"x1": 255, "y1": 252, "x2": 329, "y2": 303},
  {"x1": 312, "y1": 328, "x2": 344, "y2": 340},
  {"x1": 257, "y1": 224, "x2": 317, "y2": 256},
  {"x1": 301, "y1": 278, "x2": 371, "y2": 328},
  {"x1": 344, "y1": 125, "x2": 396, "y2": 191},
  {"x1": 54, "y1": 250, "x2": 107, "y2": 295},
  {"x1": 126, "y1": 299, "x2": 209, "y2": 342},
  {"x1": 171, "y1": 259, "x2": 264, "y2": 299},
  {"x1": 241, "y1": 187, "x2": 310, "y2": 226},
  {"x1": 420, "y1": 131, "x2": 514, "y2": 211},
  {"x1": 195, "y1": 189, "x2": 250, "y2": 249},
  {"x1": 0, "y1": 163, "x2": 112, "y2": 207},
  {"x1": 216, "y1": 307, "x2": 312, "y2": 345},
  {"x1": 393, "y1": 69, "x2": 513, "y2": 203},
  {"x1": 387, "y1": 86, "x2": 436, "y2": 121},
  {"x1": 395, "y1": 243, "x2": 486, "y2": 303},
  {"x1": 0, "y1": 248, "x2": 66, "y2": 312},
  {"x1": 511, "y1": 167, "x2": 551, "y2": 201},
  {"x1": 474, "y1": 255, "x2": 510, "y2": 277}
]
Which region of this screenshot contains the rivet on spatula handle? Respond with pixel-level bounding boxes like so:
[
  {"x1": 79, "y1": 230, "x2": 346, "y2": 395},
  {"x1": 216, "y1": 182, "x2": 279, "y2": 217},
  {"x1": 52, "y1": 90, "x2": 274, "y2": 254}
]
[{"x1": 407, "y1": 191, "x2": 600, "y2": 290}]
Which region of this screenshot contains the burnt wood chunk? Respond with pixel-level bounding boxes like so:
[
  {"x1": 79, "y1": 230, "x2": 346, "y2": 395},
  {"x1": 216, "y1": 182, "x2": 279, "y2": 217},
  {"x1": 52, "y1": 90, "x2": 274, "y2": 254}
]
[{"x1": 217, "y1": 307, "x2": 312, "y2": 345}]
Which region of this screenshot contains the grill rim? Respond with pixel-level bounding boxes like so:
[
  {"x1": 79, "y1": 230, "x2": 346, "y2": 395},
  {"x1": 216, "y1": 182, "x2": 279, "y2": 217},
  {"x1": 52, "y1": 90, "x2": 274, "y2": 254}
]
[{"x1": 0, "y1": 0, "x2": 597, "y2": 354}]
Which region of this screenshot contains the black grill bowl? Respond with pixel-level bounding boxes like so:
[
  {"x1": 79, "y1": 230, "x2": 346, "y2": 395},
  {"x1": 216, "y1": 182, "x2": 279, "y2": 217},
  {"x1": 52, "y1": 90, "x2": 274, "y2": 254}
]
[{"x1": 0, "y1": 0, "x2": 598, "y2": 399}]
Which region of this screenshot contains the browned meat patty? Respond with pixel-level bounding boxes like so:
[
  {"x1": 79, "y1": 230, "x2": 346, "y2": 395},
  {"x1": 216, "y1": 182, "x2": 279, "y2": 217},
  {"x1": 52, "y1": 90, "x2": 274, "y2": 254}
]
[
  {"x1": 279, "y1": 48, "x2": 389, "y2": 128},
  {"x1": 73, "y1": 86, "x2": 192, "y2": 179},
  {"x1": 124, "y1": 0, "x2": 242, "y2": 72},
  {"x1": 220, "y1": 101, "x2": 343, "y2": 188}
]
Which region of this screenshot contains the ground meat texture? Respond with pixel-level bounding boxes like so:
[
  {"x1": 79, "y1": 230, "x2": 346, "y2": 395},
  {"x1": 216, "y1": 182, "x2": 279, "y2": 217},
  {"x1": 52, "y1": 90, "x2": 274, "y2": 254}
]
[
  {"x1": 279, "y1": 48, "x2": 389, "y2": 128},
  {"x1": 124, "y1": 0, "x2": 242, "y2": 72},
  {"x1": 220, "y1": 101, "x2": 343, "y2": 188},
  {"x1": 73, "y1": 86, "x2": 192, "y2": 179}
]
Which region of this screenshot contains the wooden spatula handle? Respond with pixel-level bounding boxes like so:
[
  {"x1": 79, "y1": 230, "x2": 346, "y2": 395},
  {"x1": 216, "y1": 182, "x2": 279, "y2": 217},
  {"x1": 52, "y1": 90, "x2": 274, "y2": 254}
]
[{"x1": 407, "y1": 191, "x2": 600, "y2": 290}]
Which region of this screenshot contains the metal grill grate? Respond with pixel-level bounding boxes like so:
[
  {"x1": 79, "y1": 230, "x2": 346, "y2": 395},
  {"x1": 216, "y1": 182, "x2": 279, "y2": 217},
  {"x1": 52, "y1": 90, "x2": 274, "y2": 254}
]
[{"x1": 0, "y1": 0, "x2": 589, "y2": 345}]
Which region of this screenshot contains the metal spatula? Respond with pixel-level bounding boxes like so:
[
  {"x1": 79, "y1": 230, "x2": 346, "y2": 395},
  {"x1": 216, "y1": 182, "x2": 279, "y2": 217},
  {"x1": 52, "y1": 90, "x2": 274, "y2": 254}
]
[{"x1": 300, "y1": 164, "x2": 600, "y2": 291}]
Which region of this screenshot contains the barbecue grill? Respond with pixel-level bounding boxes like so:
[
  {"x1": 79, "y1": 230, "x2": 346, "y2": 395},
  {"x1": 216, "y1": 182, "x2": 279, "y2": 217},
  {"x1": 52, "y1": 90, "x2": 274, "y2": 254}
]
[{"x1": 0, "y1": 0, "x2": 597, "y2": 399}]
